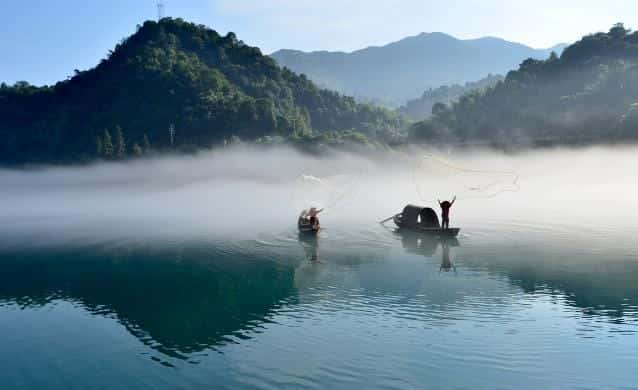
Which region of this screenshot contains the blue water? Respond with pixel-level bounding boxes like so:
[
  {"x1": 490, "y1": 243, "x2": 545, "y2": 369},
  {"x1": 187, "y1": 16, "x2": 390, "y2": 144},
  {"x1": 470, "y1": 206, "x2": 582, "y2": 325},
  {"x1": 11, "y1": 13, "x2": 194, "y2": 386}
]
[{"x1": 1, "y1": 220, "x2": 638, "y2": 389}]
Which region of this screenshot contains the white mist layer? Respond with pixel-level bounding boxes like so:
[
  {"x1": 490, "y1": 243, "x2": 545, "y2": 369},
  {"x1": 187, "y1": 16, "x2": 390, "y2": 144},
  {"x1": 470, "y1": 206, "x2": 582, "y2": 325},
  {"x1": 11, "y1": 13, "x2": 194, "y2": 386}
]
[{"x1": 1, "y1": 145, "x2": 637, "y2": 247}]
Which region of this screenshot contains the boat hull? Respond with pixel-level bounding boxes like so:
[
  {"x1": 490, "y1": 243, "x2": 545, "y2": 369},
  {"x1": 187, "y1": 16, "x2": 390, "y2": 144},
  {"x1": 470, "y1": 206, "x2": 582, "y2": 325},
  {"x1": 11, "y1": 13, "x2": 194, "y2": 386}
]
[
  {"x1": 298, "y1": 226, "x2": 320, "y2": 234},
  {"x1": 393, "y1": 215, "x2": 460, "y2": 237},
  {"x1": 298, "y1": 220, "x2": 320, "y2": 234}
]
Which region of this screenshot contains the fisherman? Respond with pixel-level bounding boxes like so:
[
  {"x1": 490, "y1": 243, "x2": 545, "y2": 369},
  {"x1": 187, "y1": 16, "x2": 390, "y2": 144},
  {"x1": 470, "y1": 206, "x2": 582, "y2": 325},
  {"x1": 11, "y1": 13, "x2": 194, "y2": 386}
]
[
  {"x1": 308, "y1": 207, "x2": 323, "y2": 229},
  {"x1": 437, "y1": 196, "x2": 456, "y2": 230}
]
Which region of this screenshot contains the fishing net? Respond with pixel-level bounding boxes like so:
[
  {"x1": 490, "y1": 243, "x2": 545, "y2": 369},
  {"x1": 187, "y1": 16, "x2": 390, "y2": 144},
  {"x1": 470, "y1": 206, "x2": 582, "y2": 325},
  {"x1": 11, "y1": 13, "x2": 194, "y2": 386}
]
[
  {"x1": 291, "y1": 173, "x2": 359, "y2": 212},
  {"x1": 413, "y1": 153, "x2": 520, "y2": 202}
]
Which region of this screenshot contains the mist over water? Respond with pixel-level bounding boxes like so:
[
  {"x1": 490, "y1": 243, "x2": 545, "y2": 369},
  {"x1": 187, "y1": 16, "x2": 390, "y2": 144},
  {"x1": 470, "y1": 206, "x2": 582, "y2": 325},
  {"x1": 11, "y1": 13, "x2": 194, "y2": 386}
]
[{"x1": 1, "y1": 145, "x2": 637, "y2": 247}]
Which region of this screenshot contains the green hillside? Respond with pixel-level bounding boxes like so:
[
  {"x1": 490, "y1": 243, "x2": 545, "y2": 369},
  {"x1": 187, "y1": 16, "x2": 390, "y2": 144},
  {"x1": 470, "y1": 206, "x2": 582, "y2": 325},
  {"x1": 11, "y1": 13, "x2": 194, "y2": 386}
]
[{"x1": 0, "y1": 18, "x2": 405, "y2": 164}]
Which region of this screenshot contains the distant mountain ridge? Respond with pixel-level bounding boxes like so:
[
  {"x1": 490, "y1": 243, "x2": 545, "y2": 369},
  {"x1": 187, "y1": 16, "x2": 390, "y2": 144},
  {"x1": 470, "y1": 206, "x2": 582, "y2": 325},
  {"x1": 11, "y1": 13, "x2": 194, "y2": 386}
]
[
  {"x1": 271, "y1": 33, "x2": 567, "y2": 105},
  {"x1": 408, "y1": 24, "x2": 638, "y2": 146}
]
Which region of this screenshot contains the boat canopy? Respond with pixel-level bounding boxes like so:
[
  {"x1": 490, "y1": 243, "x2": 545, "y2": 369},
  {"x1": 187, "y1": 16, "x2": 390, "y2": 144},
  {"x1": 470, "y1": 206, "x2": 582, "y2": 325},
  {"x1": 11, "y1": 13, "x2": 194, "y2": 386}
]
[{"x1": 401, "y1": 205, "x2": 440, "y2": 229}]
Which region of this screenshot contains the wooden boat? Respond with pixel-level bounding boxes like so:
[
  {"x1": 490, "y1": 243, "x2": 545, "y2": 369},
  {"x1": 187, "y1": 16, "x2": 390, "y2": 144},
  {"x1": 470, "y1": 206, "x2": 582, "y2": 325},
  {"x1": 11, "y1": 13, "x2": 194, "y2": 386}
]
[
  {"x1": 298, "y1": 223, "x2": 319, "y2": 234},
  {"x1": 298, "y1": 217, "x2": 320, "y2": 234},
  {"x1": 391, "y1": 205, "x2": 460, "y2": 237},
  {"x1": 298, "y1": 208, "x2": 321, "y2": 234}
]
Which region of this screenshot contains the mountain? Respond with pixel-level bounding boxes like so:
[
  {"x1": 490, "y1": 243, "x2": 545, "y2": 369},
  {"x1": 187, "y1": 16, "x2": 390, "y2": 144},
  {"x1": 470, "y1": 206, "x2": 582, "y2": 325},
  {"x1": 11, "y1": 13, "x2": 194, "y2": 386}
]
[
  {"x1": 0, "y1": 18, "x2": 405, "y2": 165},
  {"x1": 409, "y1": 24, "x2": 638, "y2": 146},
  {"x1": 399, "y1": 73, "x2": 504, "y2": 121},
  {"x1": 271, "y1": 33, "x2": 566, "y2": 106}
]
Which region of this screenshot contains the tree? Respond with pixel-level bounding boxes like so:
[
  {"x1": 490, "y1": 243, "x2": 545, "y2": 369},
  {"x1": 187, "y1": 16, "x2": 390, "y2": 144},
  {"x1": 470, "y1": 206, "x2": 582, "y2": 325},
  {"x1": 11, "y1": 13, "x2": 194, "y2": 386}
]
[
  {"x1": 610, "y1": 23, "x2": 628, "y2": 39},
  {"x1": 96, "y1": 135, "x2": 103, "y2": 157},
  {"x1": 142, "y1": 133, "x2": 151, "y2": 154},
  {"x1": 13, "y1": 81, "x2": 31, "y2": 90},
  {"x1": 432, "y1": 102, "x2": 448, "y2": 117},
  {"x1": 102, "y1": 129, "x2": 114, "y2": 158},
  {"x1": 115, "y1": 125, "x2": 126, "y2": 159},
  {"x1": 132, "y1": 143, "x2": 143, "y2": 156}
]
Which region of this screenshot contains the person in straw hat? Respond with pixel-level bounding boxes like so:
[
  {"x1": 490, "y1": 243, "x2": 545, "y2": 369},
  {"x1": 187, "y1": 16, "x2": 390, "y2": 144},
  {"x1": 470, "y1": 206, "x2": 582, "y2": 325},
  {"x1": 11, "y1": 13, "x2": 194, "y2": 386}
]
[{"x1": 308, "y1": 207, "x2": 324, "y2": 229}]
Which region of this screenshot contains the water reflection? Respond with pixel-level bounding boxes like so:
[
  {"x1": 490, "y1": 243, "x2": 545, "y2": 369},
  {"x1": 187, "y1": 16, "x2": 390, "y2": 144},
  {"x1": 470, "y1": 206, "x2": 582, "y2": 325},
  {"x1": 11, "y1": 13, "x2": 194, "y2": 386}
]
[
  {"x1": 392, "y1": 227, "x2": 638, "y2": 324},
  {"x1": 441, "y1": 233, "x2": 638, "y2": 324},
  {"x1": 439, "y1": 240, "x2": 457, "y2": 273},
  {"x1": 298, "y1": 232, "x2": 319, "y2": 262},
  {"x1": 464, "y1": 245, "x2": 638, "y2": 321},
  {"x1": 398, "y1": 230, "x2": 439, "y2": 257},
  {"x1": 1, "y1": 226, "x2": 638, "y2": 368},
  {"x1": 396, "y1": 230, "x2": 459, "y2": 273},
  {"x1": 0, "y1": 247, "x2": 296, "y2": 358}
]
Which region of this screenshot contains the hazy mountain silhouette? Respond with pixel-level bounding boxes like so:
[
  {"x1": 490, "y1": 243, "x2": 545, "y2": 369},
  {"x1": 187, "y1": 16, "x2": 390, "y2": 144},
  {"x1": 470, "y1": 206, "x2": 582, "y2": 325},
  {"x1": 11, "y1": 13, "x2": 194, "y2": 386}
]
[
  {"x1": 271, "y1": 33, "x2": 566, "y2": 105},
  {"x1": 409, "y1": 24, "x2": 638, "y2": 146}
]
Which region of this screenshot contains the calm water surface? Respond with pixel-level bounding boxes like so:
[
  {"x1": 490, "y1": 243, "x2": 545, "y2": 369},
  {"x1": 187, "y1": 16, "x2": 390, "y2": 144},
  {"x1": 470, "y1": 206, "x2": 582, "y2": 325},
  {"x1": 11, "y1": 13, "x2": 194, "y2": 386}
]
[{"x1": 1, "y1": 217, "x2": 638, "y2": 389}]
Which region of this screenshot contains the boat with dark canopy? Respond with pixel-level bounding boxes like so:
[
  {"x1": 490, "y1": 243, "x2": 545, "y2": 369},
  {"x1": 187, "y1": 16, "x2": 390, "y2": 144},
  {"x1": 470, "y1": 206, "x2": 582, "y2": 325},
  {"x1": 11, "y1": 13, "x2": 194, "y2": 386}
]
[
  {"x1": 298, "y1": 208, "x2": 321, "y2": 234},
  {"x1": 391, "y1": 205, "x2": 460, "y2": 237}
]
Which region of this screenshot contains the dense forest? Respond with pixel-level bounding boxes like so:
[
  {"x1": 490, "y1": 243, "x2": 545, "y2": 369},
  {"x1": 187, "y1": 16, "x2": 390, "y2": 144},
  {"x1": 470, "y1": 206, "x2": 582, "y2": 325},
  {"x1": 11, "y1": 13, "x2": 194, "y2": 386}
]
[
  {"x1": 410, "y1": 24, "x2": 638, "y2": 145},
  {"x1": 0, "y1": 18, "x2": 405, "y2": 165},
  {"x1": 399, "y1": 74, "x2": 503, "y2": 121}
]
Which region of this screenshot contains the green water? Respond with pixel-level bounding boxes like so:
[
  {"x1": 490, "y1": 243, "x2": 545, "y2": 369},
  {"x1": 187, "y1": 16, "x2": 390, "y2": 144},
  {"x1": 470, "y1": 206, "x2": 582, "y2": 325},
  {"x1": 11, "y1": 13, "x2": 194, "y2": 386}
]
[{"x1": 1, "y1": 221, "x2": 637, "y2": 390}]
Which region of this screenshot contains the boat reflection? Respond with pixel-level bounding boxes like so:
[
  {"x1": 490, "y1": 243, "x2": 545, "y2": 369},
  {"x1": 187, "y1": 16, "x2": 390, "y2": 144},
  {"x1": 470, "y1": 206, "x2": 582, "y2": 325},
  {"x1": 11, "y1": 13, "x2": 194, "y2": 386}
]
[
  {"x1": 397, "y1": 229, "x2": 460, "y2": 273},
  {"x1": 298, "y1": 231, "x2": 319, "y2": 262},
  {"x1": 399, "y1": 230, "x2": 439, "y2": 257}
]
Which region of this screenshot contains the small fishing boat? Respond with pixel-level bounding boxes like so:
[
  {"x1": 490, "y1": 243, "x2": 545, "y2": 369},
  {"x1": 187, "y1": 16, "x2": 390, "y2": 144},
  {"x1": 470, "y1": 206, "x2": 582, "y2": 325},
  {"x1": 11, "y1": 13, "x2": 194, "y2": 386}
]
[
  {"x1": 298, "y1": 219, "x2": 320, "y2": 234},
  {"x1": 298, "y1": 209, "x2": 320, "y2": 234},
  {"x1": 389, "y1": 205, "x2": 460, "y2": 237}
]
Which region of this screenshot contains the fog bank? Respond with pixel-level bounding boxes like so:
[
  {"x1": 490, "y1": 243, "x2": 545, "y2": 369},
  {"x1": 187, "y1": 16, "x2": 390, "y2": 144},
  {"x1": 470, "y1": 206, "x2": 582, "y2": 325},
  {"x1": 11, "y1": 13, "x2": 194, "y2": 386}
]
[{"x1": 1, "y1": 145, "x2": 637, "y2": 247}]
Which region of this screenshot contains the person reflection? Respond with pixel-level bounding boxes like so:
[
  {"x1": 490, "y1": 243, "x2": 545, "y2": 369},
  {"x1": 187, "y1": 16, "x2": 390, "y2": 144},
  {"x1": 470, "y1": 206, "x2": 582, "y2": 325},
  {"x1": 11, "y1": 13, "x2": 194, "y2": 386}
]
[
  {"x1": 440, "y1": 240, "x2": 456, "y2": 273},
  {"x1": 299, "y1": 232, "x2": 319, "y2": 262}
]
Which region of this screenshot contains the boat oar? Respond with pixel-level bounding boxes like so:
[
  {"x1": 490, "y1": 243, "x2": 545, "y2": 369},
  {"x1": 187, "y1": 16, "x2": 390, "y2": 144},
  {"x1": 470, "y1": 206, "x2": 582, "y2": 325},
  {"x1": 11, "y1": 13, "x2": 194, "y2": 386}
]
[{"x1": 379, "y1": 215, "x2": 396, "y2": 224}]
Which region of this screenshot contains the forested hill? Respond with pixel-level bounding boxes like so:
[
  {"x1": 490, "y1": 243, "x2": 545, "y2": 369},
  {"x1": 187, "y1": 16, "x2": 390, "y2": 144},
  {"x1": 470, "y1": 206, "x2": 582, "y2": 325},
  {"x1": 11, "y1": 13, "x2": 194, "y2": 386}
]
[
  {"x1": 410, "y1": 24, "x2": 638, "y2": 146},
  {"x1": 0, "y1": 18, "x2": 404, "y2": 165},
  {"x1": 271, "y1": 33, "x2": 565, "y2": 106},
  {"x1": 399, "y1": 74, "x2": 504, "y2": 121}
]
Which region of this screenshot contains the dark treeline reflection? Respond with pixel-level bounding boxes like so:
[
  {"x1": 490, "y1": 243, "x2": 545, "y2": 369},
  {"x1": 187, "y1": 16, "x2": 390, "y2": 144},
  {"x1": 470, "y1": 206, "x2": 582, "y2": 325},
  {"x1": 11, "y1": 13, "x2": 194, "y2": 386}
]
[
  {"x1": 0, "y1": 246, "x2": 296, "y2": 358},
  {"x1": 454, "y1": 240, "x2": 638, "y2": 321},
  {"x1": 482, "y1": 254, "x2": 638, "y2": 319},
  {"x1": 393, "y1": 229, "x2": 638, "y2": 323},
  {"x1": 1, "y1": 230, "x2": 636, "y2": 361}
]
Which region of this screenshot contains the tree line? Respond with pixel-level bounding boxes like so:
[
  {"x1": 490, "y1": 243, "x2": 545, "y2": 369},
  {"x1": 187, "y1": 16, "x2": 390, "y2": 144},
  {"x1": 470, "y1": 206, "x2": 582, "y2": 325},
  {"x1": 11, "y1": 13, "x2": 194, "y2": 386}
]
[{"x1": 95, "y1": 126, "x2": 152, "y2": 159}]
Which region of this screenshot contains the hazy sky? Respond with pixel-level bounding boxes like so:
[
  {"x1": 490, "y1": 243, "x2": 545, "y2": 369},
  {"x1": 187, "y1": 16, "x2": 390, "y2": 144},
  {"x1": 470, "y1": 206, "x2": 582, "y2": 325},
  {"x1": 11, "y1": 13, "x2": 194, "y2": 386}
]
[{"x1": 1, "y1": 0, "x2": 636, "y2": 85}]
